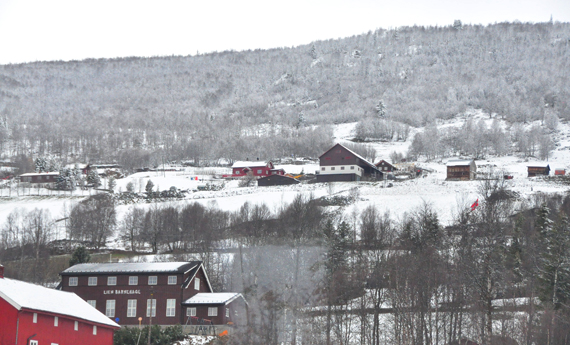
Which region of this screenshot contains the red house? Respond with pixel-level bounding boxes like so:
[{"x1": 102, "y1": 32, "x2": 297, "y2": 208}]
[
  {"x1": 19, "y1": 172, "x2": 59, "y2": 184},
  {"x1": 228, "y1": 161, "x2": 285, "y2": 178},
  {"x1": 59, "y1": 261, "x2": 246, "y2": 327},
  {"x1": 0, "y1": 265, "x2": 119, "y2": 345},
  {"x1": 375, "y1": 160, "x2": 398, "y2": 173}
]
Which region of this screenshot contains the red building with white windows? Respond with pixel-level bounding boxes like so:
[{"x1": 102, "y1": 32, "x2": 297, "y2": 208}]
[
  {"x1": 228, "y1": 161, "x2": 285, "y2": 178},
  {"x1": 0, "y1": 265, "x2": 119, "y2": 345},
  {"x1": 59, "y1": 261, "x2": 247, "y2": 327}
]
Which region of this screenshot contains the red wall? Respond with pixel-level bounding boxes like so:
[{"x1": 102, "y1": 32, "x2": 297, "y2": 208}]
[
  {"x1": 0, "y1": 297, "x2": 18, "y2": 345},
  {"x1": 0, "y1": 298, "x2": 115, "y2": 345}
]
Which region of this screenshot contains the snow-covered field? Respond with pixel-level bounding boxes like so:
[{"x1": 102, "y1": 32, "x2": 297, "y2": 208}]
[{"x1": 2, "y1": 112, "x2": 570, "y2": 236}]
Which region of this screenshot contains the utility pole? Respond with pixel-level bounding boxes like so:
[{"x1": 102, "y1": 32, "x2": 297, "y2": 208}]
[{"x1": 148, "y1": 289, "x2": 154, "y2": 345}]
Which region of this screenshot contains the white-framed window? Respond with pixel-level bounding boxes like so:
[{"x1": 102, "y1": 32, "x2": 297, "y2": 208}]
[
  {"x1": 127, "y1": 299, "x2": 137, "y2": 317},
  {"x1": 93, "y1": 325, "x2": 97, "y2": 335},
  {"x1": 194, "y1": 277, "x2": 200, "y2": 290},
  {"x1": 54, "y1": 316, "x2": 58, "y2": 326},
  {"x1": 350, "y1": 166, "x2": 354, "y2": 170},
  {"x1": 148, "y1": 276, "x2": 157, "y2": 285},
  {"x1": 68, "y1": 277, "x2": 78, "y2": 286},
  {"x1": 166, "y1": 299, "x2": 176, "y2": 317},
  {"x1": 33, "y1": 313, "x2": 37, "y2": 323},
  {"x1": 257, "y1": 169, "x2": 262, "y2": 174},
  {"x1": 129, "y1": 276, "x2": 138, "y2": 285},
  {"x1": 30, "y1": 341, "x2": 38, "y2": 345},
  {"x1": 331, "y1": 167, "x2": 335, "y2": 170},
  {"x1": 107, "y1": 276, "x2": 117, "y2": 286},
  {"x1": 341, "y1": 166, "x2": 345, "y2": 170},
  {"x1": 87, "y1": 300, "x2": 96, "y2": 308},
  {"x1": 186, "y1": 307, "x2": 196, "y2": 317},
  {"x1": 146, "y1": 299, "x2": 156, "y2": 317},
  {"x1": 106, "y1": 300, "x2": 116, "y2": 317},
  {"x1": 321, "y1": 167, "x2": 325, "y2": 171},
  {"x1": 226, "y1": 308, "x2": 229, "y2": 318},
  {"x1": 168, "y1": 276, "x2": 177, "y2": 285},
  {"x1": 88, "y1": 277, "x2": 97, "y2": 286},
  {"x1": 74, "y1": 321, "x2": 78, "y2": 331},
  {"x1": 208, "y1": 307, "x2": 218, "y2": 317}
]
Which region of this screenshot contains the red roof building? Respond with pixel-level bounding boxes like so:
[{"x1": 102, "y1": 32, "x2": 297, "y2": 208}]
[
  {"x1": 227, "y1": 161, "x2": 284, "y2": 178},
  {"x1": 0, "y1": 264, "x2": 119, "y2": 345},
  {"x1": 316, "y1": 143, "x2": 381, "y2": 182}
]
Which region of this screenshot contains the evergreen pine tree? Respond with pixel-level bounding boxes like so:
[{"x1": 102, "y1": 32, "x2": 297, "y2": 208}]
[{"x1": 69, "y1": 246, "x2": 91, "y2": 266}]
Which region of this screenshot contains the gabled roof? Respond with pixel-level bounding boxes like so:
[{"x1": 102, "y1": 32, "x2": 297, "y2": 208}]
[
  {"x1": 319, "y1": 143, "x2": 379, "y2": 171},
  {"x1": 183, "y1": 292, "x2": 246, "y2": 305},
  {"x1": 375, "y1": 159, "x2": 397, "y2": 169},
  {"x1": 232, "y1": 161, "x2": 272, "y2": 169},
  {"x1": 0, "y1": 277, "x2": 119, "y2": 328},
  {"x1": 182, "y1": 262, "x2": 213, "y2": 292},
  {"x1": 446, "y1": 160, "x2": 475, "y2": 167},
  {"x1": 20, "y1": 172, "x2": 60, "y2": 177},
  {"x1": 61, "y1": 261, "x2": 201, "y2": 275}
]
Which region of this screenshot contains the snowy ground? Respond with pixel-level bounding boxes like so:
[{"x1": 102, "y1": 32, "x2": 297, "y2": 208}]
[{"x1": 1, "y1": 112, "x2": 570, "y2": 239}]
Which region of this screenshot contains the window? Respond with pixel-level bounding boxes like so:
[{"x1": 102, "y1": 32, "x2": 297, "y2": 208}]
[
  {"x1": 129, "y1": 276, "x2": 138, "y2": 285},
  {"x1": 30, "y1": 341, "x2": 38, "y2": 345},
  {"x1": 341, "y1": 166, "x2": 345, "y2": 170},
  {"x1": 331, "y1": 167, "x2": 335, "y2": 170},
  {"x1": 88, "y1": 277, "x2": 97, "y2": 286},
  {"x1": 74, "y1": 321, "x2": 78, "y2": 331},
  {"x1": 321, "y1": 167, "x2": 325, "y2": 171},
  {"x1": 33, "y1": 313, "x2": 37, "y2": 323},
  {"x1": 127, "y1": 299, "x2": 137, "y2": 317},
  {"x1": 54, "y1": 316, "x2": 58, "y2": 326},
  {"x1": 257, "y1": 169, "x2": 262, "y2": 174},
  {"x1": 168, "y1": 276, "x2": 177, "y2": 285},
  {"x1": 166, "y1": 299, "x2": 176, "y2": 317},
  {"x1": 350, "y1": 166, "x2": 354, "y2": 170},
  {"x1": 68, "y1": 277, "x2": 78, "y2": 286},
  {"x1": 208, "y1": 307, "x2": 218, "y2": 317},
  {"x1": 93, "y1": 325, "x2": 97, "y2": 335},
  {"x1": 87, "y1": 300, "x2": 96, "y2": 308},
  {"x1": 148, "y1": 276, "x2": 157, "y2": 285},
  {"x1": 186, "y1": 307, "x2": 196, "y2": 317},
  {"x1": 106, "y1": 300, "x2": 116, "y2": 317},
  {"x1": 146, "y1": 299, "x2": 156, "y2": 317},
  {"x1": 107, "y1": 276, "x2": 117, "y2": 286},
  {"x1": 194, "y1": 277, "x2": 200, "y2": 290},
  {"x1": 226, "y1": 308, "x2": 229, "y2": 318}
]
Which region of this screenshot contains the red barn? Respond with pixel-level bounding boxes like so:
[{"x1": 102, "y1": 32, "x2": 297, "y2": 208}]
[
  {"x1": 0, "y1": 265, "x2": 119, "y2": 345},
  {"x1": 229, "y1": 161, "x2": 284, "y2": 178}
]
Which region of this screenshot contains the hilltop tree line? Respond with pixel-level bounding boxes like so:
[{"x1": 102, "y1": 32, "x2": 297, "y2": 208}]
[
  {"x1": 0, "y1": 21, "x2": 568, "y2": 168},
  {"x1": 3, "y1": 185, "x2": 570, "y2": 344}
]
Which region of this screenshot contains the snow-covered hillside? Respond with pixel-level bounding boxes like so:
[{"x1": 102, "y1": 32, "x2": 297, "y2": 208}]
[{"x1": 2, "y1": 112, "x2": 570, "y2": 240}]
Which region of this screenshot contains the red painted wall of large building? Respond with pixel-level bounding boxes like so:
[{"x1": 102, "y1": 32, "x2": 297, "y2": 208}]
[{"x1": 0, "y1": 298, "x2": 114, "y2": 345}]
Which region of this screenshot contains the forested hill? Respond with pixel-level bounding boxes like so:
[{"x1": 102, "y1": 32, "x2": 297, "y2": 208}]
[{"x1": 0, "y1": 21, "x2": 569, "y2": 168}]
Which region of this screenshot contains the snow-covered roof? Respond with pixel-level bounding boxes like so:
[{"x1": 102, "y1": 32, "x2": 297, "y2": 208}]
[
  {"x1": 0, "y1": 277, "x2": 119, "y2": 328},
  {"x1": 231, "y1": 161, "x2": 270, "y2": 168},
  {"x1": 19, "y1": 172, "x2": 60, "y2": 176},
  {"x1": 527, "y1": 164, "x2": 550, "y2": 168},
  {"x1": 61, "y1": 261, "x2": 200, "y2": 275},
  {"x1": 320, "y1": 143, "x2": 379, "y2": 171},
  {"x1": 446, "y1": 160, "x2": 474, "y2": 166},
  {"x1": 183, "y1": 292, "x2": 244, "y2": 305}
]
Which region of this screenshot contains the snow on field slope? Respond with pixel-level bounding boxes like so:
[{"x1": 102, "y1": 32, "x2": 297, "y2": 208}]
[{"x1": 2, "y1": 113, "x2": 570, "y2": 240}]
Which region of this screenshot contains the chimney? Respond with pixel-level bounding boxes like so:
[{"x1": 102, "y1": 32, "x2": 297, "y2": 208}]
[{"x1": 0, "y1": 264, "x2": 4, "y2": 278}]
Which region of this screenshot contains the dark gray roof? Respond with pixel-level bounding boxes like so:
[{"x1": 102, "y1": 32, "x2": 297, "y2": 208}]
[{"x1": 60, "y1": 261, "x2": 201, "y2": 275}]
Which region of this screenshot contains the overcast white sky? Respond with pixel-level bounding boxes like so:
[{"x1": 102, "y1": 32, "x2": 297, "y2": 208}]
[{"x1": 0, "y1": 0, "x2": 569, "y2": 65}]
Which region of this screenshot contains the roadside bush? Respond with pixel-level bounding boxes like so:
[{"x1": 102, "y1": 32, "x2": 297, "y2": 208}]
[{"x1": 113, "y1": 325, "x2": 184, "y2": 345}]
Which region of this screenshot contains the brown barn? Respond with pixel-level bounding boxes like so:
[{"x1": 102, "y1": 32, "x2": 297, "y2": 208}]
[
  {"x1": 446, "y1": 160, "x2": 477, "y2": 180},
  {"x1": 257, "y1": 174, "x2": 300, "y2": 186},
  {"x1": 183, "y1": 293, "x2": 248, "y2": 326},
  {"x1": 527, "y1": 164, "x2": 550, "y2": 177},
  {"x1": 316, "y1": 143, "x2": 381, "y2": 183},
  {"x1": 19, "y1": 172, "x2": 59, "y2": 184},
  {"x1": 375, "y1": 160, "x2": 397, "y2": 173},
  {"x1": 59, "y1": 262, "x2": 245, "y2": 327}
]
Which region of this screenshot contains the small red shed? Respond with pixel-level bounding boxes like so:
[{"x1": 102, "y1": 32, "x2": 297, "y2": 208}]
[
  {"x1": 183, "y1": 292, "x2": 248, "y2": 326},
  {"x1": 0, "y1": 265, "x2": 119, "y2": 345}
]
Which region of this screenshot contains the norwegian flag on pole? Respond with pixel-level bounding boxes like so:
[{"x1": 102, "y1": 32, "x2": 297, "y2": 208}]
[{"x1": 470, "y1": 199, "x2": 479, "y2": 211}]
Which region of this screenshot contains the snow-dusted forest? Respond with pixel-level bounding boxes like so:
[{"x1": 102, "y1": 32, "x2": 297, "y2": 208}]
[
  {"x1": 0, "y1": 21, "x2": 569, "y2": 169},
  {"x1": 1, "y1": 20, "x2": 570, "y2": 345}
]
